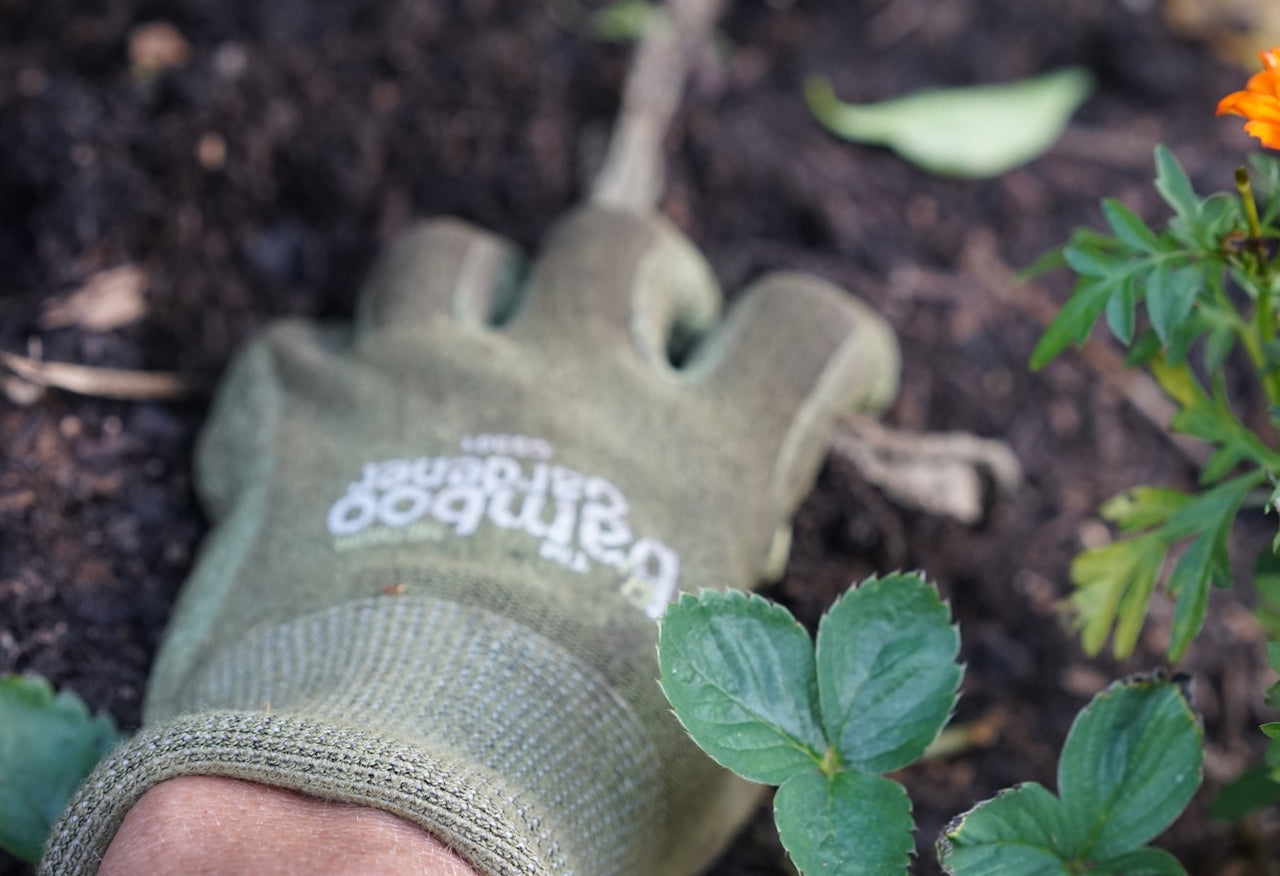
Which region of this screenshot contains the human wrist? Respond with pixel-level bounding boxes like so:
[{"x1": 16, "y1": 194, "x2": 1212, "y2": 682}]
[{"x1": 98, "y1": 775, "x2": 478, "y2": 876}]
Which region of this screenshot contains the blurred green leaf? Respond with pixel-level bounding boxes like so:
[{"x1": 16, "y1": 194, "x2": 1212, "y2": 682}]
[
  {"x1": 805, "y1": 67, "x2": 1093, "y2": 179},
  {"x1": 1068, "y1": 533, "x2": 1164, "y2": 659},
  {"x1": 588, "y1": 0, "x2": 666, "y2": 41},
  {"x1": 0, "y1": 675, "x2": 122, "y2": 863},
  {"x1": 1099, "y1": 486, "x2": 1192, "y2": 531},
  {"x1": 1146, "y1": 263, "x2": 1200, "y2": 345},
  {"x1": 1030, "y1": 279, "x2": 1112, "y2": 370},
  {"x1": 1154, "y1": 145, "x2": 1199, "y2": 230},
  {"x1": 1106, "y1": 279, "x2": 1138, "y2": 344},
  {"x1": 1102, "y1": 198, "x2": 1160, "y2": 253},
  {"x1": 1210, "y1": 765, "x2": 1280, "y2": 821}
]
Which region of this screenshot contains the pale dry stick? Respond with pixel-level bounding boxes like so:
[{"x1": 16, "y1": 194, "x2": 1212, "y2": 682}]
[
  {"x1": 962, "y1": 228, "x2": 1213, "y2": 469},
  {"x1": 589, "y1": 0, "x2": 729, "y2": 211},
  {"x1": 0, "y1": 351, "x2": 192, "y2": 401}
]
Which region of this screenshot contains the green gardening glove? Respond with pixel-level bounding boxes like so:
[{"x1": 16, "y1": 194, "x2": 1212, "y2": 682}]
[{"x1": 42, "y1": 205, "x2": 899, "y2": 876}]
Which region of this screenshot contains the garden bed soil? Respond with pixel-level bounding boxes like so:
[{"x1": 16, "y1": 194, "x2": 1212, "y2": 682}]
[{"x1": 3, "y1": 0, "x2": 1279, "y2": 873}]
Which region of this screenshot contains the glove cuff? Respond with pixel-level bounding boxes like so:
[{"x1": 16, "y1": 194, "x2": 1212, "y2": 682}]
[{"x1": 42, "y1": 597, "x2": 665, "y2": 876}]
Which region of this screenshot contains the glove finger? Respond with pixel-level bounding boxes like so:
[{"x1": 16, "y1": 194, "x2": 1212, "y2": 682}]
[
  {"x1": 354, "y1": 218, "x2": 524, "y2": 340},
  {"x1": 689, "y1": 271, "x2": 900, "y2": 511},
  {"x1": 504, "y1": 207, "x2": 721, "y2": 369}
]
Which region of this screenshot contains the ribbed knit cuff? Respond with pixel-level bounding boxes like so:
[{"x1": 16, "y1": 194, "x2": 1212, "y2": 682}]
[{"x1": 40, "y1": 597, "x2": 664, "y2": 875}]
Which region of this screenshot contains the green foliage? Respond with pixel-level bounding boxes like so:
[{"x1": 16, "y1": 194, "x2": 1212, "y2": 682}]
[
  {"x1": 805, "y1": 68, "x2": 1093, "y2": 179},
  {"x1": 0, "y1": 674, "x2": 122, "y2": 863},
  {"x1": 939, "y1": 676, "x2": 1203, "y2": 875},
  {"x1": 1033, "y1": 146, "x2": 1280, "y2": 663},
  {"x1": 659, "y1": 574, "x2": 961, "y2": 876}
]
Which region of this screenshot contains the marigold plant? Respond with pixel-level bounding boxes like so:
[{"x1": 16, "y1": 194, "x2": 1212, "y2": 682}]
[{"x1": 1034, "y1": 45, "x2": 1280, "y2": 819}]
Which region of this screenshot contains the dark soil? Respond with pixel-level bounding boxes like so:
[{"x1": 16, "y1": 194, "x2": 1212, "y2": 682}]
[{"x1": 3, "y1": 0, "x2": 1278, "y2": 873}]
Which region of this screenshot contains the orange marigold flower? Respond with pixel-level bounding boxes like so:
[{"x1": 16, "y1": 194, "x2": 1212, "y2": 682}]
[{"x1": 1218, "y1": 46, "x2": 1280, "y2": 148}]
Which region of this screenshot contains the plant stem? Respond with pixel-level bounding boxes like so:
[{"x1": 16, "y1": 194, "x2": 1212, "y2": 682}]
[{"x1": 1235, "y1": 167, "x2": 1280, "y2": 405}]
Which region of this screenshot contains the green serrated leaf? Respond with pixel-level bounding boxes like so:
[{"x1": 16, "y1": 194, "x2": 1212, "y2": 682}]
[
  {"x1": 1017, "y1": 245, "x2": 1067, "y2": 281},
  {"x1": 938, "y1": 782, "x2": 1074, "y2": 875},
  {"x1": 658, "y1": 590, "x2": 826, "y2": 784},
  {"x1": 1098, "y1": 486, "x2": 1192, "y2": 532},
  {"x1": 775, "y1": 768, "x2": 913, "y2": 876},
  {"x1": 1164, "y1": 534, "x2": 1217, "y2": 664},
  {"x1": 1264, "y1": 722, "x2": 1280, "y2": 740},
  {"x1": 1093, "y1": 847, "x2": 1188, "y2": 876},
  {"x1": 1063, "y1": 243, "x2": 1124, "y2": 279},
  {"x1": 1153, "y1": 145, "x2": 1199, "y2": 227},
  {"x1": 1210, "y1": 765, "x2": 1280, "y2": 821},
  {"x1": 804, "y1": 68, "x2": 1093, "y2": 179},
  {"x1": 1105, "y1": 278, "x2": 1138, "y2": 345},
  {"x1": 1203, "y1": 323, "x2": 1237, "y2": 375},
  {"x1": 1102, "y1": 198, "x2": 1160, "y2": 253},
  {"x1": 1058, "y1": 677, "x2": 1203, "y2": 861},
  {"x1": 1146, "y1": 263, "x2": 1200, "y2": 345},
  {"x1": 1030, "y1": 279, "x2": 1113, "y2": 369},
  {"x1": 1125, "y1": 329, "x2": 1163, "y2": 366},
  {"x1": 816, "y1": 573, "x2": 961, "y2": 773},
  {"x1": 1068, "y1": 534, "x2": 1165, "y2": 658},
  {"x1": 0, "y1": 674, "x2": 123, "y2": 863},
  {"x1": 1159, "y1": 474, "x2": 1261, "y2": 660}
]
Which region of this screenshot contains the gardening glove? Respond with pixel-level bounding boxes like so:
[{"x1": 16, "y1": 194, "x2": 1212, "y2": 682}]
[{"x1": 41, "y1": 205, "x2": 899, "y2": 876}]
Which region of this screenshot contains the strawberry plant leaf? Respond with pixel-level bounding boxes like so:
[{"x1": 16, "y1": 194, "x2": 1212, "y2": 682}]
[
  {"x1": 774, "y1": 767, "x2": 913, "y2": 876},
  {"x1": 0, "y1": 674, "x2": 122, "y2": 863},
  {"x1": 938, "y1": 782, "x2": 1074, "y2": 874},
  {"x1": 658, "y1": 590, "x2": 825, "y2": 784},
  {"x1": 1092, "y1": 847, "x2": 1187, "y2": 876},
  {"x1": 1210, "y1": 765, "x2": 1280, "y2": 821},
  {"x1": 815, "y1": 573, "x2": 961, "y2": 773},
  {"x1": 1059, "y1": 677, "x2": 1203, "y2": 861},
  {"x1": 941, "y1": 678, "x2": 1200, "y2": 874}
]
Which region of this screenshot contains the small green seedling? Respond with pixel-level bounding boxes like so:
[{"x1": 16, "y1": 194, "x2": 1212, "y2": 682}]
[
  {"x1": 805, "y1": 67, "x2": 1093, "y2": 179},
  {"x1": 658, "y1": 573, "x2": 962, "y2": 876},
  {"x1": 939, "y1": 674, "x2": 1203, "y2": 876},
  {"x1": 0, "y1": 674, "x2": 122, "y2": 863}
]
